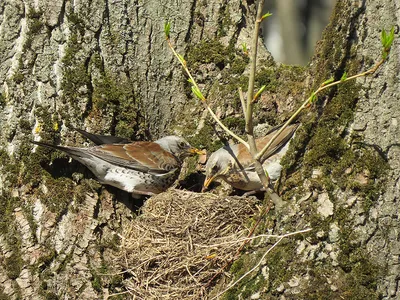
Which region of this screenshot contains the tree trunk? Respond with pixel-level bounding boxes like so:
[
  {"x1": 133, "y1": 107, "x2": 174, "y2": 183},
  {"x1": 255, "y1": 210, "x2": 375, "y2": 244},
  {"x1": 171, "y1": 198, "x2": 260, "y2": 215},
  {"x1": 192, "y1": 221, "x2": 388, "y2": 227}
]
[{"x1": 0, "y1": 0, "x2": 399, "y2": 299}]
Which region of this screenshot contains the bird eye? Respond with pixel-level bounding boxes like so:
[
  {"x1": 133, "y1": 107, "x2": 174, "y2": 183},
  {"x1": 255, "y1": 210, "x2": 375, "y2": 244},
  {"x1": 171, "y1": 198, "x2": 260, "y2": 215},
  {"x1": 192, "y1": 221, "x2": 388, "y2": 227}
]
[{"x1": 179, "y1": 141, "x2": 187, "y2": 148}]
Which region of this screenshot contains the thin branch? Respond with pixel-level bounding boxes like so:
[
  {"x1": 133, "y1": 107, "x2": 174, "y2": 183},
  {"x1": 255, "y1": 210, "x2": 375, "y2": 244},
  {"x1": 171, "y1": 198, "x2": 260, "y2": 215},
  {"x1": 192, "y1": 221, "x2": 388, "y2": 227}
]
[
  {"x1": 195, "y1": 228, "x2": 312, "y2": 248},
  {"x1": 255, "y1": 56, "x2": 388, "y2": 161},
  {"x1": 238, "y1": 87, "x2": 246, "y2": 116},
  {"x1": 244, "y1": 0, "x2": 270, "y2": 191},
  {"x1": 210, "y1": 237, "x2": 283, "y2": 300},
  {"x1": 210, "y1": 227, "x2": 312, "y2": 300},
  {"x1": 166, "y1": 38, "x2": 249, "y2": 149}
]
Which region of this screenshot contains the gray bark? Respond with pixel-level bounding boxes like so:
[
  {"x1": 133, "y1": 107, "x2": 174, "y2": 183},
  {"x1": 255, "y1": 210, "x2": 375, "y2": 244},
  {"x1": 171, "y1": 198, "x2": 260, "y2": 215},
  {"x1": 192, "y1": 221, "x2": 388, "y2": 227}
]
[{"x1": 0, "y1": 0, "x2": 399, "y2": 299}]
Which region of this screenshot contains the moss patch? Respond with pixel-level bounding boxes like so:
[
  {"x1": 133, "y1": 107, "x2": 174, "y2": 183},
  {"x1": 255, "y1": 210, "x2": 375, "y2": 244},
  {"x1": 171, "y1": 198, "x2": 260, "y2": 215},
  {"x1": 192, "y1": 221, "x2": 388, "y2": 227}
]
[
  {"x1": 91, "y1": 67, "x2": 145, "y2": 140},
  {"x1": 0, "y1": 193, "x2": 24, "y2": 280},
  {"x1": 185, "y1": 123, "x2": 225, "y2": 153}
]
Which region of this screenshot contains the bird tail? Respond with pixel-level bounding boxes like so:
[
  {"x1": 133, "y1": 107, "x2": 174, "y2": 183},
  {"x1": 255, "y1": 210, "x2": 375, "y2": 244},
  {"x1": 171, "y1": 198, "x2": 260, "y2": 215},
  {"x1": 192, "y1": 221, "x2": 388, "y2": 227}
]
[{"x1": 31, "y1": 141, "x2": 91, "y2": 159}]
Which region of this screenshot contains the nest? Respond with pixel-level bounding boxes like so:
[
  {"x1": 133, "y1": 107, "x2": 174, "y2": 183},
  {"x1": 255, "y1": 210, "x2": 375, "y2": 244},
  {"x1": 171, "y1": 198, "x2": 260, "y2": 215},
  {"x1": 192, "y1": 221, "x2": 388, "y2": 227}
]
[{"x1": 114, "y1": 189, "x2": 258, "y2": 299}]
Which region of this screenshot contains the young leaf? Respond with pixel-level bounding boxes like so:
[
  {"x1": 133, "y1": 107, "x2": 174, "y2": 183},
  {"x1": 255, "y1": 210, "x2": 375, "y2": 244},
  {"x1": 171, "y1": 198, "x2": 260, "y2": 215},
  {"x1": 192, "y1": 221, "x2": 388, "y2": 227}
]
[
  {"x1": 309, "y1": 92, "x2": 317, "y2": 104},
  {"x1": 192, "y1": 86, "x2": 206, "y2": 101},
  {"x1": 242, "y1": 42, "x2": 248, "y2": 54},
  {"x1": 321, "y1": 77, "x2": 334, "y2": 86},
  {"x1": 340, "y1": 71, "x2": 348, "y2": 81},
  {"x1": 386, "y1": 26, "x2": 395, "y2": 48},
  {"x1": 177, "y1": 53, "x2": 186, "y2": 65},
  {"x1": 253, "y1": 85, "x2": 266, "y2": 101},
  {"x1": 164, "y1": 22, "x2": 171, "y2": 39},
  {"x1": 381, "y1": 28, "x2": 387, "y2": 47},
  {"x1": 261, "y1": 12, "x2": 272, "y2": 21}
]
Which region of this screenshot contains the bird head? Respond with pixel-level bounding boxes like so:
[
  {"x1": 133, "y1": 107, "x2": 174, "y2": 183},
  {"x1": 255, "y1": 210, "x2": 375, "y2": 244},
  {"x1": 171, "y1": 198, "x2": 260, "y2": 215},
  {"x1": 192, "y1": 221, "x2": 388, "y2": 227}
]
[
  {"x1": 156, "y1": 136, "x2": 204, "y2": 161},
  {"x1": 203, "y1": 148, "x2": 232, "y2": 190}
]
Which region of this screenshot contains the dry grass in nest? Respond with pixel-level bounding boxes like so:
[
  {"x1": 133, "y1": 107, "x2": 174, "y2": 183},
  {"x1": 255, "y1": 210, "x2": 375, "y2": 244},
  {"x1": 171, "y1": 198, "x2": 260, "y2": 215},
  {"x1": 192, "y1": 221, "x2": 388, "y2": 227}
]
[{"x1": 113, "y1": 189, "x2": 258, "y2": 299}]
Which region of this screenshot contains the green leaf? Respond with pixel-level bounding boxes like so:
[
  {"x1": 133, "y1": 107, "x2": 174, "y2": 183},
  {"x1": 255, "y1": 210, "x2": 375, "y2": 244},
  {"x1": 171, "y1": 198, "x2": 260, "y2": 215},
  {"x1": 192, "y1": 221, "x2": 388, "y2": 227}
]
[
  {"x1": 322, "y1": 77, "x2": 334, "y2": 86},
  {"x1": 164, "y1": 22, "x2": 171, "y2": 38},
  {"x1": 254, "y1": 85, "x2": 266, "y2": 101},
  {"x1": 340, "y1": 72, "x2": 348, "y2": 81},
  {"x1": 381, "y1": 26, "x2": 396, "y2": 59},
  {"x1": 386, "y1": 26, "x2": 395, "y2": 48},
  {"x1": 241, "y1": 42, "x2": 248, "y2": 53},
  {"x1": 177, "y1": 54, "x2": 186, "y2": 65},
  {"x1": 381, "y1": 27, "x2": 395, "y2": 49},
  {"x1": 187, "y1": 78, "x2": 194, "y2": 85},
  {"x1": 191, "y1": 86, "x2": 205, "y2": 101},
  {"x1": 309, "y1": 92, "x2": 317, "y2": 104},
  {"x1": 381, "y1": 28, "x2": 387, "y2": 46},
  {"x1": 261, "y1": 12, "x2": 272, "y2": 20}
]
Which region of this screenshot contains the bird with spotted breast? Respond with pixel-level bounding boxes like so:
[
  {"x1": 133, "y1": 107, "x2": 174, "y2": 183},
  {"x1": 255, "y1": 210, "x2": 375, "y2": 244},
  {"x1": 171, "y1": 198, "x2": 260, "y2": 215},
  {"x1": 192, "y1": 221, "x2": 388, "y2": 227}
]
[
  {"x1": 203, "y1": 123, "x2": 299, "y2": 192},
  {"x1": 32, "y1": 130, "x2": 203, "y2": 197}
]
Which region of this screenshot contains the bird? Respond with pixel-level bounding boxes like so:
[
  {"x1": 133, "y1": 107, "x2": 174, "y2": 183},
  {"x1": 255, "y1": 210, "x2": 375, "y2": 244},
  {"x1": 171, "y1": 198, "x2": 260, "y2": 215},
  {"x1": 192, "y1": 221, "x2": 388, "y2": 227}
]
[
  {"x1": 203, "y1": 123, "x2": 299, "y2": 192},
  {"x1": 32, "y1": 130, "x2": 204, "y2": 197}
]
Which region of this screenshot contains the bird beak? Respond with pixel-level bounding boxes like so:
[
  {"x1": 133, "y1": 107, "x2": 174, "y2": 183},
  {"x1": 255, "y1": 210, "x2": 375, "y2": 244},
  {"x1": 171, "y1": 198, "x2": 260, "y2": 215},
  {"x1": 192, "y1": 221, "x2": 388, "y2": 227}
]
[
  {"x1": 188, "y1": 147, "x2": 206, "y2": 155},
  {"x1": 202, "y1": 174, "x2": 217, "y2": 192}
]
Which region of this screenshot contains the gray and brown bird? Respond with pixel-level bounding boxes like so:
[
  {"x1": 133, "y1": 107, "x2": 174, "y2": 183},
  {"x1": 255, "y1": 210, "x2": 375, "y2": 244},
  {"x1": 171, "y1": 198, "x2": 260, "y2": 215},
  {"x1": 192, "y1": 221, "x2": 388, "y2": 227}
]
[
  {"x1": 203, "y1": 123, "x2": 299, "y2": 192},
  {"x1": 32, "y1": 130, "x2": 203, "y2": 197}
]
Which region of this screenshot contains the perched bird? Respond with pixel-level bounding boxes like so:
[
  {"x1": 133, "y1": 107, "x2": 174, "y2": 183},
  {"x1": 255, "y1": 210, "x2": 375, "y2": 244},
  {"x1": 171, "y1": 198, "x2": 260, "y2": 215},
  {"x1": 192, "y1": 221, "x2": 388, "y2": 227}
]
[
  {"x1": 32, "y1": 131, "x2": 203, "y2": 197},
  {"x1": 203, "y1": 123, "x2": 299, "y2": 192}
]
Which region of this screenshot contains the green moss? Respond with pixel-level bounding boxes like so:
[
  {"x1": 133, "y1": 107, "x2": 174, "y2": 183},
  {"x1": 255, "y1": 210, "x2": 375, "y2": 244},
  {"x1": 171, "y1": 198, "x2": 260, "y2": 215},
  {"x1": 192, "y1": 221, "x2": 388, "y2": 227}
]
[
  {"x1": 91, "y1": 272, "x2": 103, "y2": 292},
  {"x1": 0, "y1": 194, "x2": 24, "y2": 280},
  {"x1": 5, "y1": 252, "x2": 23, "y2": 279},
  {"x1": 19, "y1": 119, "x2": 32, "y2": 131},
  {"x1": 230, "y1": 56, "x2": 249, "y2": 74},
  {"x1": 332, "y1": 147, "x2": 388, "y2": 209},
  {"x1": 186, "y1": 124, "x2": 224, "y2": 153},
  {"x1": 40, "y1": 177, "x2": 74, "y2": 214},
  {"x1": 0, "y1": 194, "x2": 17, "y2": 233},
  {"x1": 21, "y1": 7, "x2": 45, "y2": 55},
  {"x1": 304, "y1": 127, "x2": 347, "y2": 172},
  {"x1": 255, "y1": 68, "x2": 278, "y2": 93},
  {"x1": 0, "y1": 92, "x2": 5, "y2": 107},
  {"x1": 187, "y1": 40, "x2": 232, "y2": 69},
  {"x1": 222, "y1": 252, "x2": 270, "y2": 299},
  {"x1": 217, "y1": 4, "x2": 232, "y2": 37},
  {"x1": 44, "y1": 292, "x2": 59, "y2": 300},
  {"x1": 66, "y1": 11, "x2": 85, "y2": 35},
  {"x1": 92, "y1": 72, "x2": 143, "y2": 140},
  {"x1": 223, "y1": 116, "x2": 245, "y2": 131},
  {"x1": 187, "y1": 40, "x2": 248, "y2": 75},
  {"x1": 332, "y1": 208, "x2": 383, "y2": 298},
  {"x1": 27, "y1": 8, "x2": 44, "y2": 34},
  {"x1": 61, "y1": 34, "x2": 90, "y2": 108},
  {"x1": 12, "y1": 71, "x2": 25, "y2": 83}
]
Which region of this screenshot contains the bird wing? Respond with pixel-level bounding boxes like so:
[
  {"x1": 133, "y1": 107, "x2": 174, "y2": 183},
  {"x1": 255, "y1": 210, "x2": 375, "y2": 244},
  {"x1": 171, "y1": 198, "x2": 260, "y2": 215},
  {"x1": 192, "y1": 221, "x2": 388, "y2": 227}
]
[
  {"x1": 87, "y1": 142, "x2": 180, "y2": 174},
  {"x1": 235, "y1": 123, "x2": 299, "y2": 167},
  {"x1": 74, "y1": 128, "x2": 131, "y2": 145}
]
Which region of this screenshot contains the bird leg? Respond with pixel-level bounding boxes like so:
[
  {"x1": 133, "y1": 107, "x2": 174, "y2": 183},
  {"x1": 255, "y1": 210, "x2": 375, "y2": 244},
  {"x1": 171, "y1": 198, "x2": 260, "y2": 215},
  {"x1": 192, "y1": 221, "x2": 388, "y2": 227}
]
[
  {"x1": 242, "y1": 188, "x2": 266, "y2": 197},
  {"x1": 242, "y1": 188, "x2": 285, "y2": 209},
  {"x1": 131, "y1": 190, "x2": 156, "y2": 199}
]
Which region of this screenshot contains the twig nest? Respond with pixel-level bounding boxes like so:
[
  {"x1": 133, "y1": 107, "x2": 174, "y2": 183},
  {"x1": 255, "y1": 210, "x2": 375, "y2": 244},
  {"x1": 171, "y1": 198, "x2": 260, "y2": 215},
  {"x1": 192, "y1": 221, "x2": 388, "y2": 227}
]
[{"x1": 113, "y1": 189, "x2": 258, "y2": 299}]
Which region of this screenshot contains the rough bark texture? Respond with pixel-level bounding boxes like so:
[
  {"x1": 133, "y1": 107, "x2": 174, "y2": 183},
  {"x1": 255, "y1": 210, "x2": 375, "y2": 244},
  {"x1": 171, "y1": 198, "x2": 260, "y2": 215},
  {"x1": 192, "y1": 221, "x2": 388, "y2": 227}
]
[{"x1": 0, "y1": 0, "x2": 399, "y2": 299}]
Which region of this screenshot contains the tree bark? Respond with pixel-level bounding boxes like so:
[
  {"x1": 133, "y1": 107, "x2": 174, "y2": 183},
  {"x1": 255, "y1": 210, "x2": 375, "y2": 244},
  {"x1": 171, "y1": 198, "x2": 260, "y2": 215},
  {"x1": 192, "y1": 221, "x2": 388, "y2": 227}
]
[{"x1": 0, "y1": 0, "x2": 399, "y2": 299}]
